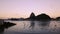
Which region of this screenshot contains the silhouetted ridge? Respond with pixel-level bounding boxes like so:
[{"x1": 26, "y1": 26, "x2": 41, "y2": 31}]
[
  {"x1": 27, "y1": 13, "x2": 51, "y2": 21},
  {"x1": 56, "y1": 17, "x2": 60, "y2": 20},
  {"x1": 8, "y1": 12, "x2": 51, "y2": 21},
  {"x1": 28, "y1": 12, "x2": 36, "y2": 20},
  {"x1": 36, "y1": 13, "x2": 51, "y2": 20}
]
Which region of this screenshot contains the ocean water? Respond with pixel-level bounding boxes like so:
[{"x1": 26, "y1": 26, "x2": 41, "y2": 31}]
[{"x1": 0, "y1": 20, "x2": 60, "y2": 34}]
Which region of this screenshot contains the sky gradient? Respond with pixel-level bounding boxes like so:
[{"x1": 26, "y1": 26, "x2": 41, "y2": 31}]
[{"x1": 0, "y1": 0, "x2": 60, "y2": 19}]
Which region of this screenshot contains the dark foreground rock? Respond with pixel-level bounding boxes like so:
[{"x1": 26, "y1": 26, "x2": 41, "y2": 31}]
[{"x1": 0, "y1": 22, "x2": 16, "y2": 28}]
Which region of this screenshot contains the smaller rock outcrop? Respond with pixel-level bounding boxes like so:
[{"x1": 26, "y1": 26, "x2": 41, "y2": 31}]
[{"x1": 56, "y1": 17, "x2": 60, "y2": 20}]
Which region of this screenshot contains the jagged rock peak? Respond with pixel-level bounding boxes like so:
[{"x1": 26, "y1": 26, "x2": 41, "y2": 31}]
[{"x1": 30, "y1": 12, "x2": 35, "y2": 18}]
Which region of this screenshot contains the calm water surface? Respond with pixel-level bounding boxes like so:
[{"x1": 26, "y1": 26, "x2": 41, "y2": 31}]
[{"x1": 0, "y1": 20, "x2": 60, "y2": 34}]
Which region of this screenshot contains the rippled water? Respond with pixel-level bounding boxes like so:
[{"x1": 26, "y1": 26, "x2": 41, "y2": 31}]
[{"x1": 0, "y1": 20, "x2": 60, "y2": 34}]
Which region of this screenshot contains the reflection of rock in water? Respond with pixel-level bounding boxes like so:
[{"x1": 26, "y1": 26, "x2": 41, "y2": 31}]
[
  {"x1": 29, "y1": 21, "x2": 35, "y2": 29},
  {"x1": 29, "y1": 21, "x2": 50, "y2": 29},
  {"x1": 38, "y1": 21, "x2": 50, "y2": 27}
]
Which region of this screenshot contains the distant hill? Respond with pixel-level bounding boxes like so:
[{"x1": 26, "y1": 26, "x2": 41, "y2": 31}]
[
  {"x1": 55, "y1": 17, "x2": 60, "y2": 21},
  {"x1": 25, "y1": 12, "x2": 51, "y2": 21},
  {"x1": 8, "y1": 18, "x2": 25, "y2": 21},
  {"x1": 8, "y1": 12, "x2": 52, "y2": 21},
  {"x1": 36, "y1": 13, "x2": 51, "y2": 21}
]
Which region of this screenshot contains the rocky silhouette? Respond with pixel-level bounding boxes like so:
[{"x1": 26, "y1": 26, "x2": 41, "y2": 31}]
[
  {"x1": 8, "y1": 18, "x2": 20, "y2": 21},
  {"x1": 0, "y1": 19, "x2": 16, "y2": 28},
  {"x1": 27, "y1": 12, "x2": 36, "y2": 20},
  {"x1": 29, "y1": 12, "x2": 35, "y2": 19},
  {"x1": 3, "y1": 22, "x2": 16, "y2": 28},
  {"x1": 0, "y1": 19, "x2": 16, "y2": 34},
  {"x1": 56, "y1": 17, "x2": 60, "y2": 21},
  {"x1": 8, "y1": 18, "x2": 25, "y2": 21},
  {"x1": 36, "y1": 13, "x2": 51, "y2": 21},
  {"x1": 8, "y1": 12, "x2": 51, "y2": 21},
  {"x1": 26, "y1": 13, "x2": 51, "y2": 21}
]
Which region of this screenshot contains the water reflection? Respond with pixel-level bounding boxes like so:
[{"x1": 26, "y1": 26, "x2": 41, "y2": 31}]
[
  {"x1": 29, "y1": 21, "x2": 50, "y2": 29},
  {"x1": 3, "y1": 20, "x2": 60, "y2": 34},
  {"x1": 29, "y1": 21, "x2": 60, "y2": 33},
  {"x1": 38, "y1": 21, "x2": 50, "y2": 27},
  {"x1": 29, "y1": 21, "x2": 35, "y2": 29}
]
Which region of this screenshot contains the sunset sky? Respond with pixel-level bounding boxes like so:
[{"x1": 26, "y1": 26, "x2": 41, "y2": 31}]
[{"x1": 0, "y1": 0, "x2": 60, "y2": 19}]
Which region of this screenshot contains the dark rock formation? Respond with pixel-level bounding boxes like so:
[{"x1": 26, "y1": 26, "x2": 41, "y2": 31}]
[
  {"x1": 36, "y1": 13, "x2": 51, "y2": 21},
  {"x1": 25, "y1": 13, "x2": 51, "y2": 21},
  {"x1": 56, "y1": 17, "x2": 60, "y2": 20},
  {"x1": 28, "y1": 12, "x2": 36, "y2": 20},
  {"x1": 4, "y1": 22, "x2": 16, "y2": 28},
  {"x1": 0, "y1": 21, "x2": 16, "y2": 34},
  {"x1": 8, "y1": 18, "x2": 19, "y2": 21},
  {"x1": 8, "y1": 18, "x2": 25, "y2": 21},
  {"x1": 8, "y1": 12, "x2": 51, "y2": 21},
  {"x1": 0, "y1": 22, "x2": 16, "y2": 28},
  {"x1": 30, "y1": 12, "x2": 35, "y2": 19}
]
